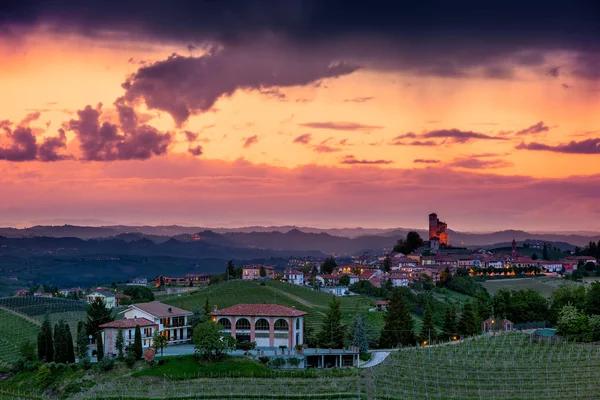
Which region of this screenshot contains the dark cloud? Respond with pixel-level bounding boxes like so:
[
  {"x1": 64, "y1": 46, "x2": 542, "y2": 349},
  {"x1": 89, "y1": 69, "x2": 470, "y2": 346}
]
[
  {"x1": 38, "y1": 128, "x2": 71, "y2": 161},
  {"x1": 67, "y1": 100, "x2": 171, "y2": 161},
  {"x1": 392, "y1": 139, "x2": 439, "y2": 146},
  {"x1": 450, "y1": 157, "x2": 513, "y2": 169},
  {"x1": 340, "y1": 155, "x2": 393, "y2": 165},
  {"x1": 313, "y1": 144, "x2": 341, "y2": 153},
  {"x1": 293, "y1": 133, "x2": 312, "y2": 144},
  {"x1": 343, "y1": 97, "x2": 374, "y2": 103},
  {"x1": 188, "y1": 145, "x2": 203, "y2": 156},
  {"x1": 516, "y1": 138, "x2": 600, "y2": 154},
  {"x1": 422, "y1": 129, "x2": 507, "y2": 143},
  {"x1": 122, "y1": 48, "x2": 359, "y2": 126},
  {"x1": 259, "y1": 88, "x2": 286, "y2": 100},
  {"x1": 562, "y1": 83, "x2": 572, "y2": 89},
  {"x1": 414, "y1": 159, "x2": 440, "y2": 164},
  {"x1": 242, "y1": 135, "x2": 259, "y2": 148},
  {"x1": 0, "y1": 120, "x2": 68, "y2": 162},
  {"x1": 515, "y1": 121, "x2": 550, "y2": 136},
  {"x1": 548, "y1": 66, "x2": 560, "y2": 77},
  {"x1": 19, "y1": 111, "x2": 41, "y2": 126},
  {"x1": 393, "y1": 132, "x2": 417, "y2": 140},
  {"x1": 299, "y1": 121, "x2": 383, "y2": 131},
  {"x1": 184, "y1": 131, "x2": 199, "y2": 142}
]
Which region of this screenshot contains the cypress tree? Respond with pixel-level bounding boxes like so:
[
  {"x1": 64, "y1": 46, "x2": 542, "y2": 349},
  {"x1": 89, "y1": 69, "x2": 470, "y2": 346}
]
[
  {"x1": 442, "y1": 305, "x2": 458, "y2": 340},
  {"x1": 45, "y1": 318, "x2": 54, "y2": 362},
  {"x1": 96, "y1": 332, "x2": 104, "y2": 361},
  {"x1": 65, "y1": 323, "x2": 75, "y2": 363},
  {"x1": 76, "y1": 321, "x2": 89, "y2": 360},
  {"x1": 351, "y1": 314, "x2": 369, "y2": 353},
  {"x1": 85, "y1": 298, "x2": 114, "y2": 339},
  {"x1": 134, "y1": 325, "x2": 143, "y2": 359},
  {"x1": 458, "y1": 303, "x2": 479, "y2": 336},
  {"x1": 54, "y1": 321, "x2": 68, "y2": 363},
  {"x1": 420, "y1": 303, "x2": 437, "y2": 343},
  {"x1": 379, "y1": 290, "x2": 415, "y2": 348},
  {"x1": 115, "y1": 329, "x2": 125, "y2": 359},
  {"x1": 317, "y1": 297, "x2": 345, "y2": 348},
  {"x1": 37, "y1": 323, "x2": 47, "y2": 362}
]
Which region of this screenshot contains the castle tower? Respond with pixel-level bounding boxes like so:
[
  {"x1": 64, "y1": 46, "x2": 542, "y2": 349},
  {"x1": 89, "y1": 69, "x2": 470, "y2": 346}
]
[
  {"x1": 429, "y1": 213, "x2": 449, "y2": 246},
  {"x1": 511, "y1": 238, "x2": 517, "y2": 258},
  {"x1": 428, "y1": 213, "x2": 438, "y2": 240}
]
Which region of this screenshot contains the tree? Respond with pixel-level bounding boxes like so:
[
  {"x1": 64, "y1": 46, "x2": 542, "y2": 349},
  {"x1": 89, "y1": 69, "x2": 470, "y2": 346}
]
[
  {"x1": 133, "y1": 325, "x2": 143, "y2": 359},
  {"x1": 349, "y1": 314, "x2": 369, "y2": 353},
  {"x1": 458, "y1": 303, "x2": 479, "y2": 336},
  {"x1": 193, "y1": 321, "x2": 236, "y2": 361},
  {"x1": 123, "y1": 286, "x2": 155, "y2": 302},
  {"x1": 259, "y1": 266, "x2": 266, "y2": 278},
  {"x1": 531, "y1": 252, "x2": 539, "y2": 261},
  {"x1": 557, "y1": 304, "x2": 588, "y2": 339},
  {"x1": 54, "y1": 321, "x2": 68, "y2": 363},
  {"x1": 189, "y1": 307, "x2": 206, "y2": 332},
  {"x1": 420, "y1": 303, "x2": 436, "y2": 343},
  {"x1": 379, "y1": 290, "x2": 415, "y2": 348},
  {"x1": 338, "y1": 274, "x2": 351, "y2": 287},
  {"x1": 542, "y1": 243, "x2": 549, "y2": 260},
  {"x1": 382, "y1": 255, "x2": 392, "y2": 273},
  {"x1": 204, "y1": 297, "x2": 212, "y2": 316},
  {"x1": 226, "y1": 260, "x2": 235, "y2": 279},
  {"x1": 96, "y1": 332, "x2": 104, "y2": 361},
  {"x1": 585, "y1": 282, "x2": 600, "y2": 316},
  {"x1": 65, "y1": 323, "x2": 75, "y2": 363},
  {"x1": 152, "y1": 331, "x2": 168, "y2": 356},
  {"x1": 76, "y1": 321, "x2": 89, "y2": 361},
  {"x1": 549, "y1": 285, "x2": 586, "y2": 324},
  {"x1": 85, "y1": 298, "x2": 114, "y2": 339},
  {"x1": 320, "y1": 257, "x2": 337, "y2": 275},
  {"x1": 442, "y1": 306, "x2": 458, "y2": 340},
  {"x1": 115, "y1": 329, "x2": 125, "y2": 359},
  {"x1": 318, "y1": 297, "x2": 345, "y2": 348},
  {"x1": 20, "y1": 340, "x2": 36, "y2": 361},
  {"x1": 393, "y1": 232, "x2": 424, "y2": 254}
]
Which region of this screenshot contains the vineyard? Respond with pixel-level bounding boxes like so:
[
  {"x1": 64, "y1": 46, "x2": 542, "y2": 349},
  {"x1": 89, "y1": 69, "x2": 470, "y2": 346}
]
[
  {"x1": 0, "y1": 296, "x2": 87, "y2": 366},
  {"x1": 371, "y1": 333, "x2": 600, "y2": 399}
]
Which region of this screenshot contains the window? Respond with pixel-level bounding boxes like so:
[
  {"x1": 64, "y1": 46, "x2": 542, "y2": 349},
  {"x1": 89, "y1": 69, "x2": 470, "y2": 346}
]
[
  {"x1": 128, "y1": 329, "x2": 132, "y2": 339},
  {"x1": 296, "y1": 318, "x2": 300, "y2": 330},
  {"x1": 255, "y1": 318, "x2": 270, "y2": 330},
  {"x1": 217, "y1": 318, "x2": 231, "y2": 329},
  {"x1": 236, "y1": 318, "x2": 251, "y2": 330},
  {"x1": 274, "y1": 319, "x2": 288, "y2": 331}
]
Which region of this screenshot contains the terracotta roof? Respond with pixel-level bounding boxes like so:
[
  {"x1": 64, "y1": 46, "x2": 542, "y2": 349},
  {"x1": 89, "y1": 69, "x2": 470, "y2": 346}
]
[
  {"x1": 100, "y1": 317, "x2": 155, "y2": 329},
  {"x1": 129, "y1": 301, "x2": 192, "y2": 317},
  {"x1": 210, "y1": 304, "x2": 307, "y2": 317},
  {"x1": 243, "y1": 265, "x2": 274, "y2": 270}
]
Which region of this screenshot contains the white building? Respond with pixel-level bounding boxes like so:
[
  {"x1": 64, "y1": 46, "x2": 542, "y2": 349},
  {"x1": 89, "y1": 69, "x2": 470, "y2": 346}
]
[
  {"x1": 283, "y1": 268, "x2": 304, "y2": 286},
  {"x1": 388, "y1": 273, "x2": 410, "y2": 287},
  {"x1": 320, "y1": 286, "x2": 349, "y2": 296},
  {"x1": 120, "y1": 301, "x2": 193, "y2": 344},
  {"x1": 87, "y1": 290, "x2": 116, "y2": 309},
  {"x1": 99, "y1": 318, "x2": 157, "y2": 357},
  {"x1": 127, "y1": 277, "x2": 148, "y2": 286},
  {"x1": 210, "y1": 304, "x2": 306, "y2": 349}
]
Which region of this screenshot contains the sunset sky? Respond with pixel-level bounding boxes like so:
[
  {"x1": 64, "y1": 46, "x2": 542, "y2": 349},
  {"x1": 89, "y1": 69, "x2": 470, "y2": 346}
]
[{"x1": 1, "y1": 0, "x2": 599, "y2": 231}]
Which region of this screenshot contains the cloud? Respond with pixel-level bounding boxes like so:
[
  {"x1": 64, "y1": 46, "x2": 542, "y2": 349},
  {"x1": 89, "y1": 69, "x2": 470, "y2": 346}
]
[
  {"x1": 259, "y1": 88, "x2": 286, "y2": 100},
  {"x1": 293, "y1": 133, "x2": 312, "y2": 144},
  {"x1": 515, "y1": 121, "x2": 550, "y2": 136},
  {"x1": 122, "y1": 47, "x2": 359, "y2": 126},
  {"x1": 414, "y1": 159, "x2": 440, "y2": 164},
  {"x1": 0, "y1": 121, "x2": 69, "y2": 162},
  {"x1": 313, "y1": 144, "x2": 341, "y2": 153},
  {"x1": 422, "y1": 129, "x2": 507, "y2": 143},
  {"x1": 340, "y1": 155, "x2": 393, "y2": 165},
  {"x1": 393, "y1": 133, "x2": 417, "y2": 140},
  {"x1": 67, "y1": 100, "x2": 171, "y2": 161},
  {"x1": 38, "y1": 128, "x2": 71, "y2": 161},
  {"x1": 299, "y1": 121, "x2": 383, "y2": 131},
  {"x1": 548, "y1": 66, "x2": 560, "y2": 77},
  {"x1": 343, "y1": 97, "x2": 374, "y2": 103},
  {"x1": 242, "y1": 135, "x2": 259, "y2": 148},
  {"x1": 391, "y1": 139, "x2": 439, "y2": 146},
  {"x1": 516, "y1": 138, "x2": 600, "y2": 154},
  {"x1": 184, "y1": 131, "x2": 199, "y2": 142},
  {"x1": 19, "y1": 112, "x2": 41, "y2": 126},
  {"x1": 450, "y1": 157, "x2": 513, "y2": 169},
  {"x1": 562, "y1": 83, "x2": 572, "y2": 89},
  {"x1": 188, "y1": 145, "x2": 203, "y2": 156}
]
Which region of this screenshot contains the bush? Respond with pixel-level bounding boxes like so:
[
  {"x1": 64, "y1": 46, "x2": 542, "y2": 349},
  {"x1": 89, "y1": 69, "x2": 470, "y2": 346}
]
[
  {"x1": 98, "y1": 357, "x2": 115, "y2": 371},
  {"x1": 157, "y1": 358, "x2": 168, "y2": 366},
  {"x1": 268, "y1": 357, "x2": 286, "y2": 369},
  {"x1": 288, "y1": 357, "x2": 301, "y2": 367},
  {"x1": 237, "y1": 341, "x2": 257, "y2": 351},
  {"x1": 79, "y1": 357, "x2": 92, "y2": 370},
  {"x1": 19, "y1": 340, "x2": 36, "y2": 361},
  {"x1": 258, "y1": 356, "x2": 270, "y2": 364},
  {"x1": 35, "y1": 365, "x2": 52, "y2": 389},
  {"x1": 259, "y1": 282, "x2": 266, "y2": 286},
  {"x1": 125, "y1": 352, "x2": 136, "y2": 368},
  {"x1": 146, "y1": 359, "x2": 156, "y2": 367}
]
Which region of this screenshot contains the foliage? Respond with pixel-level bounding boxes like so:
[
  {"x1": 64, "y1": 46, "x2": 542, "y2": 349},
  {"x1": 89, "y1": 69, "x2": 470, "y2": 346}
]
[
  {"x1": 152, "y1": 331, "x2": 168, "y2": 356},
  {"x1": 133, "y1": 325, "x2": 143, "y2": 359},
  {"x1": 318, "y1": 297, "x2": 345, "y2": 348},
  {"x1": 349, "y1": 314, "x2": 369, "y2": 353},
  {"x1": 379, "y1": 289, "x2": 415, "y2": 347},
  {"x1": 115, "y1": 328, "x2": 125, "y2": 359},
  {"x1": 337, "y1": 274, "x2": 351, "y2": 287},
  {"x1": 76, "y1": 321, "x2": 89, "y2": 361},
  {"x1": 382, "y1": 255, "x2": 392, "y2": 273},
  {"x1": 258, "y1": 356, "x2": 270, "y2": 364},
  {"x1": 585, "y1": 282, "x2": 600, "y2": 316},
  {"x1": 19, "y1": 340, "x2": 36, "y2": 361},
  {"x1": 420, "y1": 303, "x2": 437, "y2": 342},
  {"x1": 288, "y1": 357, "x2": 302, "y2": 367},
  {"x1": 203, "y1": 297, "x2": 212, "y2": 316},
  {"x1": 268, "y1": 357, "x2": 286, "y2": 369},
  {"x1": 53, "y1": 321, "x2": 68, "y2": 363},
  {"x1": 492, "y1": 289, "x2": 549, "y2": 324},
  {"x1": 443, "y1": 276, "x2": 487, "y2": 297},
  {"x1": 123, "y1": 286, "x2": 155, "y2": 302},
  {"x1": 189, "y1": 308, "x2": 207, "y2": 331},
  {"x1": 98, "y1": 356, "x2": 115, "y2": 371},
  {"x1": 38, "y1": 315, "x2": 54, "y2": 362},
  {"x1": 393, "y1": 231, "x2": 424, "y2": 255},
  {"x1": 549, "y1": 285, "x2": 586, "y2": 324},
  {"x1": 226, "y1": 260, "x2": 235, "y2": 279},
  {"x1": 442, "y1": 305, "x2": 458, "y2": 340},
  {"x1": 457, "y1": 303, "x2": 479, "y2": 336},
  {"x1": 542, "y1": 243, "x2": 549, "y2": 260},
  {"x1": 237, "y1": 341, "x2": 257, "y2": 351},
  {"x1": 35, "y1": 365, "x2": 52, "y2": 389},
  {"x1": 125, "y1": 351, "x2": 137, "y2": 368},
  {"x1": 193, "y1": 321, "x2": 236, "y2": 361},
  {"x1": 557, "y1": 304, "x2": 588, "y2": 339},
  {"x1": 96, "y1": 332, "x2": 104, "y2": 361},
  {"x1": 320, "y1": 257, "x2": 337, "y2": 275},
  {"x1": 85, "y1": 297, "x2": 113, "y2": 339},
  {"x1": 65, "y1": 323, "x2": 75, "y2": 363},
  {"x1": 259, "y1": 266, "x2": 267, "y2": 278}
]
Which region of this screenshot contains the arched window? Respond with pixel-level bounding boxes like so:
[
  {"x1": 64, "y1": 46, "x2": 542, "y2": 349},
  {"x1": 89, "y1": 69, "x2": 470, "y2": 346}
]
[
  {"x1": 274, "y1": 319, "x2": 289, "y2": 331},
  {"x1": 217, "y1": 318, "x2": 231, "y2": 330},
  {"x1": 296, "y1": 318, "x2": 300, "y2": 330},
  {"x1": 236, "y1": 318, "x2": 251, "y2": 330},
  {"x1": 255, "y1": 318, "x2": 270, "y2": 330}
]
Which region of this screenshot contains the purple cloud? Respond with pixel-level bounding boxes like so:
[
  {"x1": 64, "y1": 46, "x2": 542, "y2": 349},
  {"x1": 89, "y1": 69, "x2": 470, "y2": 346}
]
[
  {"x1": 414, "y1": 159, "x2": 440, "y2": 164},
  {"x1": 188, "y1": 145, "x2": 203, "y2": 156},
  {"x1": 313, "y1": 144, "x2": 341, "y2": 153},
  {"x1": 450, "y1": 157, "x2": 513, "y2": 169},
  {"x1": 422, "y1": 129, "x2": 506, "y2": 143},
  {"x1": 0, "y1": 120, "x2": 68, "y2": 162},
  {"x1": 299, "y1": 121, "x2": 383, "y2": 131},
  {"x1": 343, "y1": 97, "x2": 374, "y2": 103},
  {"x1": 515, "y1": 121, "x2": 550, "y2": 136},
  {"x1": 341, "y1": 155, "x2": 393, "y2": 165},
  {"x1": 516, "y1": 138, "x2": 600, "y2": 154},
  {"x1": 184, "y1": 131, "x2": 199, "y2": 142},
  {"x1": 243, "y1": 135, "x2": 259, "y2": 148},
  {"x1": 293, "y1": 133, "x2": 312, "y2": 144}
]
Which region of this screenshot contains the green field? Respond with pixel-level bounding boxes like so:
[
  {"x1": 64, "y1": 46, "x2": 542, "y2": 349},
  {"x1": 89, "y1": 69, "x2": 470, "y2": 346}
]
[
  {"x1": 0, "y1": 308, "x2": 39, "y2": 365},
  {"x1": 481, "y1": 276, "x2": 597, "y2": 298}
]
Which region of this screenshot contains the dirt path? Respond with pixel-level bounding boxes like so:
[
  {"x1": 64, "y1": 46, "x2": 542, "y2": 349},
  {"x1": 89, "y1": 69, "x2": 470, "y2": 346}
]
[{"x1": 0, "y1": 304, "x2": 41, "y2": 326}]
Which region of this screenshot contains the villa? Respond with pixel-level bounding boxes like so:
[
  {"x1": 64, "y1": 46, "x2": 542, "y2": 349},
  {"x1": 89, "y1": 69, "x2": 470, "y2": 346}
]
[
  {"x1": 120, "y1": 301, "x2": 193, "y2": 344},
  {"x1": 210, "y1": 304, "x2": 306, "y2": 348}
]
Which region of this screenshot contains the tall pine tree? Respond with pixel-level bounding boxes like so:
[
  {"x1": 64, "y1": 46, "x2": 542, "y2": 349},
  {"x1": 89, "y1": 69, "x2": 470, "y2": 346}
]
[
  {"x1": 442, "y1": 306, "x2": 458, "y2": 340},
  {"x1": 96, "y1": 332, "x2": 104, "y2": 361},
  {"x1": 134, "y1": 325, "x2": 143, "y2": 359},
  {"x1": 54, "y1": 321, "x2": 67, "y2": 363},
  {"x1": 76, "y1": 321, "x2": 89, "y2": 361},
  {"x1": 85, "y1": 298, "x2": 114, "y2": 339},
  {"x1": 420, "y1": 303, "x2": 437, "y2": 343},
  {"x1": 115, "y1": 329, "x2": 125, "y2": 359},
  {"x1": 379, "y1": 290, "x2": 415, "y2": 348},
  {"x1": 317, "y1": 297, "x2": 345, "y2": 348},
  {"x1": 350, "y1": 314, "x2": 369, "y2": 353},
  {"x1": 37, "y1": 315, "x2": 54, "y2": 362},
  {"x1": 65, "y1": 323, "x2": 75, "y2": 363},
  {"x1": 458, "y1": 303, "x2": 479, "y2": 336}
]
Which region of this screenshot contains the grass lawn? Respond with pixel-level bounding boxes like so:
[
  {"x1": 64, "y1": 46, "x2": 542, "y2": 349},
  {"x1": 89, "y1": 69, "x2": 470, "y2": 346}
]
[
  {"x1": 133, "y1": 356, "x2": 272, "y2": 379},
  {"x1": 481, "y1": 276, "x2": 583, "y2": 297},
  {"x1": 0, "y1": 308, "x2": 40, "y2": 365}
]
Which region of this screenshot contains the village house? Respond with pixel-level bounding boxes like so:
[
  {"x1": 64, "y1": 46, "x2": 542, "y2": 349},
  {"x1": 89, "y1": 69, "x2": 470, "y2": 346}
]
[
  {"x1": 539, "y1": 261, "x2": 564, "y2": 273},
  {"x1": 14, "y1": 289, "x2": 29, "y2": 296},
  {"x1": 58, "y1": 287, "x2": 82, "y2": 297},
  {"x1": 120, "y1": 301, "x2": 193, "y2": 344},
  {"x1": 320, "y1": 286, "x2": 350, "y2": 296},
  {"x1": 376, "y1": 300, "x2": 389, "y2": 311},
  {"x1": 392, "y1": 257, "x2": 418, "y2": 270},
  {"x1": 388, "y1": 272, "x2": 410, "y2": 287},
  {"x1": 126, "y1": 276, "x2": 148, "y2": 286},
  {"x1": 210, "y1": 304, "x2": 306, "y2": 348},
  {"x1": 184, "y1": 273, "x2": 211, "y2": 284},
  {"x1": 482, "y1": 318, "x2": 514, "y2": 333},
  {"x1": 87, "y1": 289, "x2": 116, "y2": 308},
  {"x1": 563, "y1": 256, "x2": 597, "y2": 265},
  {"x1": 99, "y1": 318, "x2": 157, "y2": 358},
  {"x1": 283, "y1": 268, "x2": 304, "y2": 285},
  {"x1": 155, "y1": 274, "x2": 211, "y2": 287},
  {"x1": 242, "y1": 265, "x2": 275, "y2": 280},
  {"x1": 334, "y1": 263, "x2": 367, "y2": 275}
]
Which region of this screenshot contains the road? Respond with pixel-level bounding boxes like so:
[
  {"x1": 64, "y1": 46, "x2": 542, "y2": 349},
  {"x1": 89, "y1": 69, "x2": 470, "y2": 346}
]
[{"x1": 359, "y1": 351, "x2": 391, "y2": 368}]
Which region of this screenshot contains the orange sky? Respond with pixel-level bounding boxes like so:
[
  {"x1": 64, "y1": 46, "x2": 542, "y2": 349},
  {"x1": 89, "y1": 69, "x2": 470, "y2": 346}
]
[{"x1": 1, "y1": 30, "x2": 600, "y2": 231}]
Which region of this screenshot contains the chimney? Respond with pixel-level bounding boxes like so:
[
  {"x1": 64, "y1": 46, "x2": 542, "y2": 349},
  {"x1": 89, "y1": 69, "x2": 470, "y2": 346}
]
[
  {"x1": 213, "y1": 305, "x2": 218, "y2": 312},
  {"x1": 168, "y1": 307, "x2": 172, "y2": 313}
]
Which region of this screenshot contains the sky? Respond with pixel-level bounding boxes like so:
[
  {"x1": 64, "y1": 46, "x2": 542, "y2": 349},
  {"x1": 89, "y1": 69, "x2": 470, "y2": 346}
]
[{"x1": 0, "y1": 0, "x2": 600, "y2": 231}]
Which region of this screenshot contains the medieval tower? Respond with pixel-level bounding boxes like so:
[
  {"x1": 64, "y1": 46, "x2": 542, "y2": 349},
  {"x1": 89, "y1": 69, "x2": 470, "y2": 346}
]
[{"x1": 429, "y1": 213, "x2": 449, "y2": 246}]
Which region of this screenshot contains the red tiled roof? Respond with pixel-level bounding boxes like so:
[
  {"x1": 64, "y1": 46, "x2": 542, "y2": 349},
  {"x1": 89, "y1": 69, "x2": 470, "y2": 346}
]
[
  {"x1": 376, "y1": 301, "x2": 389, "y2": 306},
  {"x1": 100, "y1": 317, "x2": 155, "y2": 329},
  {"x1": 129, "y1": 301, "x2": 192, "y2": 317},
  {"x1": 210, "y1": 304, "x2": 308, "y2": 317},
  {"x1": 243, "y1": 265, "x2": 275, "y2": 270}
]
